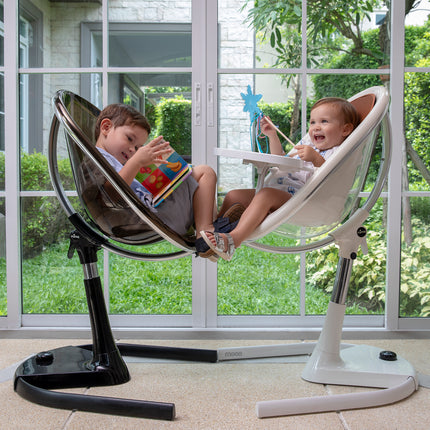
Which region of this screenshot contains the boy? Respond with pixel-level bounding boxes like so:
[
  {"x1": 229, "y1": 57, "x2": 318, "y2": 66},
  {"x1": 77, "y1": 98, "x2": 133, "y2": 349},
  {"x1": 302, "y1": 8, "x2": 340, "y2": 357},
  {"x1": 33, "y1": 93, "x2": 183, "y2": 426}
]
[{"x1": 95, "y1": 103, "x2": 217, "y2": 258}]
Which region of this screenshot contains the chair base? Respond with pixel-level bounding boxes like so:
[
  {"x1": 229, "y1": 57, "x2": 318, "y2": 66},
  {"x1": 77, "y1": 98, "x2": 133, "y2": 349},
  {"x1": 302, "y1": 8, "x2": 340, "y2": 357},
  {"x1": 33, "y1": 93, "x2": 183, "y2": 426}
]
[
  {"x1": 14, "y1": 343, "x2": 217, "y2": 421},
  {"x1": 254, "y1": 302, "x2": 419, "y2": 418},
  {"x1": 302, "y1": 343, "x2": 417, "y2": 388}
]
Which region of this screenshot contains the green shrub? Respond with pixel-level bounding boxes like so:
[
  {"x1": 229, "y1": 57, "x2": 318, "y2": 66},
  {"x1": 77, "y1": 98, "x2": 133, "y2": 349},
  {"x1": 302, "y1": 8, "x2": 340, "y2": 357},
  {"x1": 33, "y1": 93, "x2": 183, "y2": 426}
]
[
  {"x1": 258, "y1": 101, "x2": 296, "y2": 151},
  {"x1": 307, "y1": 217, "x2": 430, "y2": 317},
  {"x1": 20, "y1": 152, "x2": 75, "y2": 258},
  {"x1": 155, "y1": 96, "x2": 191, "y2": 156}
]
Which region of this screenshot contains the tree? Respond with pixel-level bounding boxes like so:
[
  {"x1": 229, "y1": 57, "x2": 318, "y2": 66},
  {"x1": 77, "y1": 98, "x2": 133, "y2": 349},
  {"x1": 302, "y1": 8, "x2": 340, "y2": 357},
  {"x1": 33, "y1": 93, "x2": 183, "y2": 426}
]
[{"x1": 244, "y1": 0, "x2": 428, "y2": 245}]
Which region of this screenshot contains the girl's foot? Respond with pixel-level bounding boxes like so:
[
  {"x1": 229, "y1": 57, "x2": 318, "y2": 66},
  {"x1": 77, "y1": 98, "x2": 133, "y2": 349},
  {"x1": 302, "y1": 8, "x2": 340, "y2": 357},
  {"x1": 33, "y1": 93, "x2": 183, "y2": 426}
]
[{"x1": 200, "y1": 231, "x2": 236, "y2": 261}]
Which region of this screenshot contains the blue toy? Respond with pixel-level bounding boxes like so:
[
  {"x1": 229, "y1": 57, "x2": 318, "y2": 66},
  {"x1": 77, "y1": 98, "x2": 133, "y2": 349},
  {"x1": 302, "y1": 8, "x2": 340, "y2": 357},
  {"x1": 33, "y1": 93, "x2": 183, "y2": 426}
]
[
  {"x1": 240, "y1": 85, "x2": 268, "y2": 153},
  {"x1": 241, "y1": 85, "x2": 294, "y2": 153}
]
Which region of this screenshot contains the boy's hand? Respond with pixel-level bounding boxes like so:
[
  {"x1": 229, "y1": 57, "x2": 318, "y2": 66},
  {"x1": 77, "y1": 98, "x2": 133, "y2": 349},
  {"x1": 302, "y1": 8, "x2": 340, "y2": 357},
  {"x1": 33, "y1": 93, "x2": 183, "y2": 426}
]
[
  {"x1": 293, "y1": 145, "x2": 325, "y2": 167},
  {"x1": 134, "y1": 136, "x2": 172, "y2": 166}
]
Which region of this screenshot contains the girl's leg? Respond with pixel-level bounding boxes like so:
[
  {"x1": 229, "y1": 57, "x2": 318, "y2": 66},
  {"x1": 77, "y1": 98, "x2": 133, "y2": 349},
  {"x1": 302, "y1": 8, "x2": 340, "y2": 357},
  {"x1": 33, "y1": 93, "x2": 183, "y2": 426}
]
[
  {"x1": 191, "y1": 165, "x2": 217, "y2": 238},
  {"x1": 202, "y1": 187, "x2": 291, "y2": 255}
]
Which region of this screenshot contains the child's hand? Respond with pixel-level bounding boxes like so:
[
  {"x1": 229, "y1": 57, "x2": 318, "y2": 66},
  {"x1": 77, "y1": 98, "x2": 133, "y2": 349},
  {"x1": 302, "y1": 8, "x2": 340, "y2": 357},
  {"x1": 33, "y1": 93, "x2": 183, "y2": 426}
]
[
  {"x1": 260, "y1": 116, "x2": 278, "y2": 138},
  {"x1": 134, "y1": 136, "x2": 172, "y2": 166},
  {"x1": 293, "y1": 145, "x2": 325, "y2": 167}
]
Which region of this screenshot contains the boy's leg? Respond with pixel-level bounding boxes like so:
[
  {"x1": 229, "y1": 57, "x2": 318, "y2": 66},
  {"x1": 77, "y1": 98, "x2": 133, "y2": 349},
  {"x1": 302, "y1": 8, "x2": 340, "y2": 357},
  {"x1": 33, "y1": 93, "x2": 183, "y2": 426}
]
[
  {"x1": 191, "y1": 165, "x2": 217, "y2": 237},
  {"x1": 218, "y1": 189, "x2": 256, "y2": 217}
]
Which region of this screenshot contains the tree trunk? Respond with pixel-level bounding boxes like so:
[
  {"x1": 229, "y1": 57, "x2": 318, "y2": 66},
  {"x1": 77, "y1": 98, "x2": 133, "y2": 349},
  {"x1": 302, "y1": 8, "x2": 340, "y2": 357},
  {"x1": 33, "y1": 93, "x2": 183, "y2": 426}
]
[{"x1": 289, "y1": 76, "x2": 301, "y2": 141}]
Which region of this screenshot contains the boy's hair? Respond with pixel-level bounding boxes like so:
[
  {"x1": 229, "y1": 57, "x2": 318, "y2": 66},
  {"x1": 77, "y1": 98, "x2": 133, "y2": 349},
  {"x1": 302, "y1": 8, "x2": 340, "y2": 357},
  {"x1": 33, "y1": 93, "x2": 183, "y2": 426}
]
[
  {"x1": 94, "y1": 103, "x2": 151, "y2": 140},
  {"x1": 311, "y1": 97, "x2": 360, "y2": 130}
]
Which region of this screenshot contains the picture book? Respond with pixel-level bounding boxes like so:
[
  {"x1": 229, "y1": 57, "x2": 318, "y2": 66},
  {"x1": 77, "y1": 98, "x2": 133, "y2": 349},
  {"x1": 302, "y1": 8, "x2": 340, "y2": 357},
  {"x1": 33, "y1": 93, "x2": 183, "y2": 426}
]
[{"x1": 135, "y1": 149, "x2": 192, "y2": 207}]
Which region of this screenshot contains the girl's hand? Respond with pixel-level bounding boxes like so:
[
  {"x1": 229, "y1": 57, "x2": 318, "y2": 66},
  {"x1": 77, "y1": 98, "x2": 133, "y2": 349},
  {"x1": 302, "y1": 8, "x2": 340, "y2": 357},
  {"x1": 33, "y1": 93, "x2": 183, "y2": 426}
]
[
  {"x1": 260, "y1": 116, "x2": 278, "y2": 138},
  {"x1": 293, "y1": 145, "x2": 325, "y2": 167}
]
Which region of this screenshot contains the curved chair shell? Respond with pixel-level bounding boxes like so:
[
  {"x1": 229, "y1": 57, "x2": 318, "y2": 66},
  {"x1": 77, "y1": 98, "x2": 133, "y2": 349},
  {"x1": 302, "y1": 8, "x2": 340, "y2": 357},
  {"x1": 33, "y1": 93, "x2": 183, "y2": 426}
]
[
  {"x1": 246, "y1": 86, "x2": 390, "y2": 248},
  {"x1": 49, "y1": 91, "x2": 195, "y2": 255}
]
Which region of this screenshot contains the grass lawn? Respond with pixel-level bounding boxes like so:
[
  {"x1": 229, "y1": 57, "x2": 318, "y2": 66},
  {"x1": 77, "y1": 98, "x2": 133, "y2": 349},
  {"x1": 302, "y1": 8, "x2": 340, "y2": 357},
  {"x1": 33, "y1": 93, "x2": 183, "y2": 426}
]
[{"x1": 0, "y1": 237, "x2": 372, "y2": 317}]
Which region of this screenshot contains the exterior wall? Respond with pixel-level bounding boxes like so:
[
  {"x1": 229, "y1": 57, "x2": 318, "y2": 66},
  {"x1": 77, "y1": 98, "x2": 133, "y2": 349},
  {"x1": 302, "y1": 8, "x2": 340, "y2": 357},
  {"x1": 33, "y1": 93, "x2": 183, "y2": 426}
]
[{"x1": 31, "y1": 0, "x2": 255, "y2": 188}]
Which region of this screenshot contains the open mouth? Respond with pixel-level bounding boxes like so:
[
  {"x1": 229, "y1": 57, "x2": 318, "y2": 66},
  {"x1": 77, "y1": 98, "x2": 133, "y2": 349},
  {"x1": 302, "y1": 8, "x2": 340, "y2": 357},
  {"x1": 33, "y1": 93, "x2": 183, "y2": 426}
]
[{"x1": 314, "y1": 134, "x2": 325, "y2": 142}]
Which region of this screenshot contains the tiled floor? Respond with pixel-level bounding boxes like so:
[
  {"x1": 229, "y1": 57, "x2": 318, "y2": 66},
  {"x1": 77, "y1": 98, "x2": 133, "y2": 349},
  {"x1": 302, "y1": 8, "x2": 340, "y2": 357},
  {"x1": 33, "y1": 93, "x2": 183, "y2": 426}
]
[{"x1": 1, "y1": 338, "x2": 429, "y2": 429}]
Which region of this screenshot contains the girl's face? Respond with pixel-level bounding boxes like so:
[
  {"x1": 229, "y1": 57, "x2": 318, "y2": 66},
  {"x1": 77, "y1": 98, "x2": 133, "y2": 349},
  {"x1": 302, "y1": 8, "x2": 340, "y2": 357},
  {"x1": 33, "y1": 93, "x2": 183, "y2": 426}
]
[
  {"x1": 97, "y1": 118, "x2": 149, "y2": 165},
  {"x1": 309, "y1": 103, "x2": 353, "y2": 151}
]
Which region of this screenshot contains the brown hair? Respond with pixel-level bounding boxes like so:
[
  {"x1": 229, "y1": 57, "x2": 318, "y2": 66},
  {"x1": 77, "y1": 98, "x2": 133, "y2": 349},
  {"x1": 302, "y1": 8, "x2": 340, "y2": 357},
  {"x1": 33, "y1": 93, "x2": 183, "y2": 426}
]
[
  {"x1": 311, "y1": 97, "x2": 360, "y2": 130},
  {"x1": 94, "y1": 104, "x2": 151, "y2": 140}
]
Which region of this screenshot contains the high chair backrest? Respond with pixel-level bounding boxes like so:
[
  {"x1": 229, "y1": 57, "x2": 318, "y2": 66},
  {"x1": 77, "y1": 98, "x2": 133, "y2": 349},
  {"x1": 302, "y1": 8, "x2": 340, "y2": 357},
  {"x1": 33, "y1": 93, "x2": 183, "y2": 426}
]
[
  {"x1": 52, "y1": 91, "x2": 194, "y2": 249},
  {"x1": 248, "y1": 86, "x2": 388, "y2": 242}
]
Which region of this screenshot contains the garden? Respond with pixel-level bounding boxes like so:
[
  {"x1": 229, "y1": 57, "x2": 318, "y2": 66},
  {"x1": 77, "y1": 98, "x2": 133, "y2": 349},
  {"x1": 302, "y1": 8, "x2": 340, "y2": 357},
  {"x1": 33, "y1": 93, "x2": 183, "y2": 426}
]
[{"x1": 1, "y1": 3, "x2": 430, "y2": 318}]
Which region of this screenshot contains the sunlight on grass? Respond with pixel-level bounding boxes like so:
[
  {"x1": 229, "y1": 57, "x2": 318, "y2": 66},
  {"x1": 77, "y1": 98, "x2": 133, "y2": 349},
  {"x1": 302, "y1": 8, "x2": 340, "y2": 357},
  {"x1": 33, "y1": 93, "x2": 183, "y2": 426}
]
[{"x1": 18, "y1": 237, "x2": 370, "y2": 317}]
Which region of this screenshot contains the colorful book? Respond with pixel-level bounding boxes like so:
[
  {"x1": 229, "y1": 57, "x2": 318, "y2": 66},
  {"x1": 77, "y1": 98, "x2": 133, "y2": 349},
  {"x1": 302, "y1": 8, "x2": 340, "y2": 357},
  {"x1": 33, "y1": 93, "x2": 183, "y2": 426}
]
[{"x1": 135, "y1": 150, "x2": 192, "y2": 207}]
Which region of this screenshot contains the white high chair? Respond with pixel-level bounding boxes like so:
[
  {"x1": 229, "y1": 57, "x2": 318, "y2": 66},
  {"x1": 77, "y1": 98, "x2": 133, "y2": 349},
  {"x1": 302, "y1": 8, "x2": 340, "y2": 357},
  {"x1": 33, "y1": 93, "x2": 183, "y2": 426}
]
[{"x1": 216, "y1": 86, "x2": 418, "y2": 417}]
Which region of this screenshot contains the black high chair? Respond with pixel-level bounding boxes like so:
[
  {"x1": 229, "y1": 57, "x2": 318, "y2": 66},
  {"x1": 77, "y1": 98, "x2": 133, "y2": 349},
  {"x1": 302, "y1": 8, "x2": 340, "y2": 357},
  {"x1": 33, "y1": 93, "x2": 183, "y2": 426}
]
[{"x1": 14, "y1": 90, "x2": 217, "y2": 421}]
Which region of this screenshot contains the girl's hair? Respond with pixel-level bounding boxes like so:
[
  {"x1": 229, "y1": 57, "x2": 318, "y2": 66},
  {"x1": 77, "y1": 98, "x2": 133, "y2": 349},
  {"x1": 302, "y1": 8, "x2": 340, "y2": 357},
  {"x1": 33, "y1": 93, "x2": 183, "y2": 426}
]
[
  {"x1": 311, "y1": 97, "x2": 360, "y2": 129},
  {"x1": 94, "y1": 103, "x2": 151, "y2": 140}
]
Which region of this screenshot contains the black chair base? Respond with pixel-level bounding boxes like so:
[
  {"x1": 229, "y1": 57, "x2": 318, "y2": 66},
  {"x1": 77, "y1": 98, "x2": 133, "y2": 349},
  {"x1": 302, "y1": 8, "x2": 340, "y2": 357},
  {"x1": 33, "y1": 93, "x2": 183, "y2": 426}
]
[
  {"x1": 13, "y1": 231, "x2": 217, "y2": 421},
  {"x1": 14, "y1": 343, "x2": 217, "y2": 420}
]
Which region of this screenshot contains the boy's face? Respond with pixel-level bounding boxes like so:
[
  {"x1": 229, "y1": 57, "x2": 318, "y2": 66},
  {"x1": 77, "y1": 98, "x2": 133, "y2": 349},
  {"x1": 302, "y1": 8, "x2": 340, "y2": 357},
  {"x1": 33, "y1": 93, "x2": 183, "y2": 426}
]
[
  {"x1": 96, "y1": 119, "x2": 149, "y2": 165},
  {"x1": 309, "y1": 103, "x2": 353, "y2": 151}
]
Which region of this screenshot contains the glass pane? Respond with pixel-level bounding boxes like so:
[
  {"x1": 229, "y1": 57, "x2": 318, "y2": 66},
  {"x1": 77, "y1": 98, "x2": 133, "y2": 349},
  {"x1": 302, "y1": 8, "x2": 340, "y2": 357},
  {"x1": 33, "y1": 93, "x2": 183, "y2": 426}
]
[
  {"x1": 19, "y1": 0, "x2": 102, "y2": 68},
  {"x1": 400, "y1": 196, "x2": 430, "y2": 318},
  {"x1": 20, "y1": 73, "x2": 101, "y2": 191},
  {"x1": 0, "y1": 196, "x2": 5, "y2": 317},
  {"x1": 218, "y1": 74, "x2": 305, "y2": 193},
  {"x1": 108, "y1": 3, "x2": 192, "y2": 68},
  {"x1": 108, "y1": 74, "x2": 192, "y2": 156},
  {"x1": 307, "y1": 2, "x2": 389, "y2": 70},
  {"x1": 21, "y1": 198, "x2": 88, "y2": 314},
  {"x1": 0, "y1": 75, "x2": 3, "y2": 168},
  {"x1": 404, "y1": 4, "x2": 430, "y2": 67},
  {"x1": 109, "y1": 243, "x2": 192, "y2": 315},
  {"x1": 218, "y1": 235, "x2": 300, "y2": 316},
  {"x1": 306, "y1": 197, "x2": 387, "y2": 316},
  {"x1": 404, "y1": 72, "x2": 430, "y2": 191},
  {"x1": 402, "y1": 4, "x2": 430, "y2": 319},
  {"x1": 0, "y1": 2, "x2": 3, "y2": 67}
]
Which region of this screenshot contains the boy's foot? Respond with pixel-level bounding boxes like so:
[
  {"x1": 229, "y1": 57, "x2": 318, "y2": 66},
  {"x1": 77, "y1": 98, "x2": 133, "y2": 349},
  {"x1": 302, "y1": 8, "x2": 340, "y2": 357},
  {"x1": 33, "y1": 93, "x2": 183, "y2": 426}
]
[
  {"x1": 200, "y1": 231, "x2": 236, "y2": 261},
  {"x1": 195, "y1": 237, "x2": 218, "y2": 262}
]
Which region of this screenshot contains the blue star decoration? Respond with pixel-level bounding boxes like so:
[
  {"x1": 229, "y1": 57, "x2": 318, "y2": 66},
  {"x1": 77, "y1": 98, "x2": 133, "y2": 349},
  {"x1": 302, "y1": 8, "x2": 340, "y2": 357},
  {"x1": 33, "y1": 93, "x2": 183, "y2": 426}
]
[{"x1": 241, "y1": 85, "x2": 263, "y2": 121}]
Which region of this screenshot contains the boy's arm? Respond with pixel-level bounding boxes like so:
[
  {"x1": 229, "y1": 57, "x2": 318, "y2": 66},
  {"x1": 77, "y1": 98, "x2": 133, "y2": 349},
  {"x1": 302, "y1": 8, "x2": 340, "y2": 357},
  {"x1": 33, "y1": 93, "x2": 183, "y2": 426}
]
[{"x1": 118, "y1": 139, "x2": 171, "y2": 185}]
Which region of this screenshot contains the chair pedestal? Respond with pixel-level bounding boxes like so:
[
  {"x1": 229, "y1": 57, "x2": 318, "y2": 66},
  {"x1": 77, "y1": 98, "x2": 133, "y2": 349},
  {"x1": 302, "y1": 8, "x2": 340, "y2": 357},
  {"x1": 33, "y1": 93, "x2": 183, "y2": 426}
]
[
  {"x1": 255, "y1": 252, "x2": 418, "y2": 418},
  {"x1": 14, "y1": 231, "x2": 217, "y2": 421},
  {"x1": 301, "y1": 301, "x2": 416, "y2": 388}
]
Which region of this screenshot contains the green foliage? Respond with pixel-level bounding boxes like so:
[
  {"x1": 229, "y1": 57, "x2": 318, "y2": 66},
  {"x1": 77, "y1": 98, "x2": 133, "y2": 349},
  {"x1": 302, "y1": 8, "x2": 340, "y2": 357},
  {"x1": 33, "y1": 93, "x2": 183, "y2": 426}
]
[
  {"x1": 154, "y1": 96, "x2": 191, "y2": 156},
  {"x1": 307, "y1": 216, "x2": 430, "y2": 317},
  {"x1": 19, "y1": 152, "x2": 75, "y2": 258},
  {"x1": 404, "y1": 57, "x2": 430, "y2": 188},
  {"x1": 312, "y1": 30, "x2": 383, "y2": 100},
  {"x1": 258, "y1": 101, "x2": 296, "y2": 150}
]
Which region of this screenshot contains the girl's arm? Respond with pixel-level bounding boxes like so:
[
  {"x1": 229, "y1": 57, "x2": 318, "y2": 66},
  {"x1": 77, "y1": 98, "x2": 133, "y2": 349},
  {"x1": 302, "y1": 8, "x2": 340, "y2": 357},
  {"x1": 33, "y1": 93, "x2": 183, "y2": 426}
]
[{"x1": 260, "y1": 116, "x2": 285, "y2": 156}]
